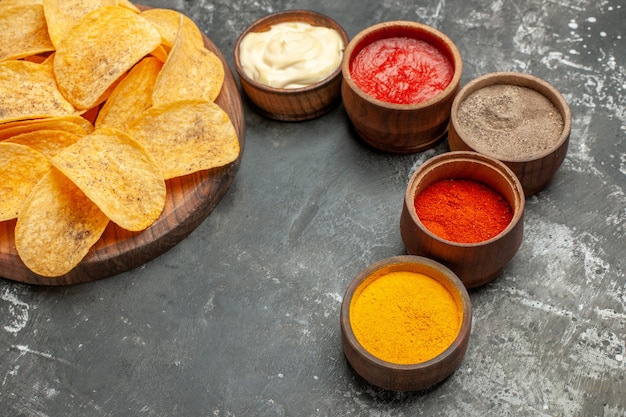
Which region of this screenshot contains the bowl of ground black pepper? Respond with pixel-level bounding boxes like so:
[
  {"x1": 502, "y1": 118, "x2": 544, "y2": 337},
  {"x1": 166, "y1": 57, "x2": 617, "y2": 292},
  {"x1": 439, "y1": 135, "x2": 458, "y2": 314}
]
[
  {"x1": 340, "y1": 255, "x2": 472, "y2": 391},
  {"x1": 448, "y1": 72, "x2": 571, "y2": 196},
  {"x1": 400, "y1": 151, "x2": 525, "y2": 288}
]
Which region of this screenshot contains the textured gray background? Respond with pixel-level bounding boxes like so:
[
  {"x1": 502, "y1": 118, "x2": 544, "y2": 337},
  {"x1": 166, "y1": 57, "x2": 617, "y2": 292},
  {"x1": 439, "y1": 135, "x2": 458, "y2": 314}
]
[{"x1": 1, "y1": 0, "x2": 625, "y2": 416}]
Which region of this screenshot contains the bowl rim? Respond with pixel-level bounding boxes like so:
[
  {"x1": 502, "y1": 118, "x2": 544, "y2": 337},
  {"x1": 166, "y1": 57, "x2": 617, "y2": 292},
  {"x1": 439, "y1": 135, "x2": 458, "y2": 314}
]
[
  {"x1": 404, "y1": 151, "x2": 525, "y2": 247},
  {"x1": 450, "y1": 71, "x2": 572, "y2": 163},
  {"x1": 233, "y1": 9, "x2": 349, "y2": 95},
  {"x1": 340, "y1": 255, "x2": 472, "y2": 372},
  {"x1": 341, "y1": 20, "x2": 463, "y2": 110}
]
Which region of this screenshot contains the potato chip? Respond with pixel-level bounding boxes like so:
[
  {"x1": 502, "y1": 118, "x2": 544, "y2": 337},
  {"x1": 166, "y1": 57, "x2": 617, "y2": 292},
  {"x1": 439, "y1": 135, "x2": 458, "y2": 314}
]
[
  {"x1": 88, "y1": 68, "x2": 125, "y2": 109},
  {"x1": 51, "y1": 127, "x2": 166, "y2": 231},
  {"x1": 5, "y1": 129, "x2": 81, "y2": 159},
  {"x1": 80, "y1": 104, "x2": 100, "y2": 125},
  {"x1": 149, "y1": 44, "x2": 169, "y2": 63},
  {"x1": 2, "y1": 1, "x2": 240, "y2": 277},
  {"x1": 96, "y1": 57, "x2": 163, "y2": 131},
  {"x1": 0, "y1": 142, "x2": 51, "y2": 221},
  {"x1": 0, "y1": 60, "x2": 77, "y2": 123},
  {"x1": 22, "y1": 54, "x2": 50, "y2": 64},
  {"x1": 140, "y1": 8, "x2": 204, "y2": 49},
  {"x1": 0, "y1": 115, "x2": 93, "y2": 140},
  {"x1": 14, "y1": 167, "x2": 110, "y2": 277},
  {"x1": 40, "y1": 51, "x2": 55, "y2": 66},
  {"x1": 42, "y1": 0, "x2": 117, "y2": 48},
  {"x1": 53, "y1": 6, "x2": 162, "y2": 110},
  {"x1": 126, "y1": 100, "x2": 240, "y2": 180},
  {"x1": 117, "y1": 0, "x2": 140, "y2": 14},
  {"x1": 0, "y1": 4, "x2": 55, "y2": 61},
  {"x1": 151, "y1": 16, "x2": 224, "y2": 106},
  {"x1": 1, "y1": 1, "x2": 44, "y2": 6}
]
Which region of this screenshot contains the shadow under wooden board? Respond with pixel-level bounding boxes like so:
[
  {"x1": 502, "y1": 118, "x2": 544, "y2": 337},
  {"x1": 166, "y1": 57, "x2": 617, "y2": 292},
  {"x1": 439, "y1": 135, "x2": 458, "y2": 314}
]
[{"x1": 0, "y1": 13, "x2": 246, "y2": 286}]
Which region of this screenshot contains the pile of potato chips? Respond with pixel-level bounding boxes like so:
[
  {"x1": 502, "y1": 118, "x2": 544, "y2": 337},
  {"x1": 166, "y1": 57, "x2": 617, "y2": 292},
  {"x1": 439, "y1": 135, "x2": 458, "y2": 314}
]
[{"x1": 0, "y1": 0, "x2": 240, "y2": 277}]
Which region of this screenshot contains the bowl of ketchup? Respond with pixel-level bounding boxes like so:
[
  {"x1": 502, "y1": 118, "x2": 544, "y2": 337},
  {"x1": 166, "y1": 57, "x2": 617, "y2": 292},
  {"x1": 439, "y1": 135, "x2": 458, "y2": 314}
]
[{"x1": 341, "y1": 21, "x2": 462, "y2": 153}]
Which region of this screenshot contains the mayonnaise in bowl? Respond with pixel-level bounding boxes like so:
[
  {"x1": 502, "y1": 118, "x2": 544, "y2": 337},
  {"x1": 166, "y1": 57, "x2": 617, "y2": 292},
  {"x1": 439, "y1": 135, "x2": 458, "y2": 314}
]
[{"x1": 238, "y1": 21, "x2": 345, "y2": 89}]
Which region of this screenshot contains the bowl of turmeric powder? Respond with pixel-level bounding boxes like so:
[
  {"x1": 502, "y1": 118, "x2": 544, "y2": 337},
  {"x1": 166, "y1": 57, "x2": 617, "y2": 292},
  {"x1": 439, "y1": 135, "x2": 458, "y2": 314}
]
[
  {"x1": 400, "y1": 151, "x2": 525, "y2": 288},
  {"x1": 340, "y1": 255, "x2": 472, "y2": 391}
]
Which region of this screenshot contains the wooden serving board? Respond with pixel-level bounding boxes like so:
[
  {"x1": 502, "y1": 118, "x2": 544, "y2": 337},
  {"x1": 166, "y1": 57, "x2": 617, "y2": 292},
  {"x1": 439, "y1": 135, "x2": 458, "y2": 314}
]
[{"x1": 0, "y1": 22, "x2": 246, "y2": 285}]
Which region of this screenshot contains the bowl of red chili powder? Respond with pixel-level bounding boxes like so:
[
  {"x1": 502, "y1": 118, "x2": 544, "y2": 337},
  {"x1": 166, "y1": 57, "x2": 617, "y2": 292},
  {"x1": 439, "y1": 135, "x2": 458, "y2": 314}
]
[
  {"x1": 341, "y1": 21, "x2": 462, "y2": 153},
  {"x1": 400, "y1": 151, "x2": 525, "y2": 288},
  {"x1": 340, "y1": 255, "x2": 472, "y2": 391},
  {"x1": 448, "y1": 72, "x2": 572, "y2": 196}
]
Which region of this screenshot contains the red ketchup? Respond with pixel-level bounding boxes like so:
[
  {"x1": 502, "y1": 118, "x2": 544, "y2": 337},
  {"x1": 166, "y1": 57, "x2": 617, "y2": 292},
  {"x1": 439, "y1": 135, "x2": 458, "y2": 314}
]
[{"x1": 350, "y1": 37, "x2": 453, "y2": 105}]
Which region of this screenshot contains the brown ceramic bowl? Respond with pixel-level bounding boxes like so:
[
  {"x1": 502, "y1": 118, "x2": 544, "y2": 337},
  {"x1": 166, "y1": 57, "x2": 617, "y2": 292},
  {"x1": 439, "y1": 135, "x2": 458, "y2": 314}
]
[
  {"x1": 448, "y1": 72, "x2": 571, "y2": 196},
  {"x1": 233, "y1": 10, "x2": 348, "y2": 121},
  {"x1": 341, "y1": 21, "x2": 462, "y2": 153},
  {"x1": 400, "y1": 151, "x2": 525, "y2": 288},
  {"x1": 340, "y1": 255, "x2": 472, "y2": 391}
]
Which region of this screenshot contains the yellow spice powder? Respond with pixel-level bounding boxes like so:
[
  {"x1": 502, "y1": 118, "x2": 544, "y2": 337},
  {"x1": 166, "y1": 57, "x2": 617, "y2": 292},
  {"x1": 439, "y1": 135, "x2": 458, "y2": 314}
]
[{"x1": 349, "y1": 270, "x2": 462, "y2": 364}]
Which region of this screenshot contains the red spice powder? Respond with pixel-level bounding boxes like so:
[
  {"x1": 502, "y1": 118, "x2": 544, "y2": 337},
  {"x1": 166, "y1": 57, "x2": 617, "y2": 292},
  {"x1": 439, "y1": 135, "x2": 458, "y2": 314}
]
[
  {"x1": 350, "y1": 36, "x2": 453, "y2": 104},
  {"x1": 413, "y1": 178, "x2": 513, "y2": 243}
]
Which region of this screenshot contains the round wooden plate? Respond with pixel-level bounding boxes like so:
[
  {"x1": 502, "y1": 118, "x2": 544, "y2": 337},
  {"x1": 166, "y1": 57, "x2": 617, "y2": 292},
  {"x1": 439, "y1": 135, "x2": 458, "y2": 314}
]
[{"x1": 0, "y1": 18, "x2": 246, "y2": 285}]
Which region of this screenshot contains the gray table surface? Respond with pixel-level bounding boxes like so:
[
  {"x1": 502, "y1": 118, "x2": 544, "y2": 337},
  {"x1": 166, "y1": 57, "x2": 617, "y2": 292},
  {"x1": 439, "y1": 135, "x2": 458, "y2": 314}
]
[{"x1": 1, "y1": 0, "x2": 625, "y2": 416}]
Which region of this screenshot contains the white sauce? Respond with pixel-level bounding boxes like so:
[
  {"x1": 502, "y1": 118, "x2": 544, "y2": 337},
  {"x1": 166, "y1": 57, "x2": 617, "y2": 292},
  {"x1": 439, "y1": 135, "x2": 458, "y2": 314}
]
[{"x1": 239, "y1": 22, "x2": 344, "y2": 89}]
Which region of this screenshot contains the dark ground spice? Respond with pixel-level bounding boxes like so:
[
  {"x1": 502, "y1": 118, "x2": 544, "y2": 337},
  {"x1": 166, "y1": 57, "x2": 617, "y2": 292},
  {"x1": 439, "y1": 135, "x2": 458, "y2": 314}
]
[{"x1": 456, "y1": 84, "x2": 564, "y2": 160}]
